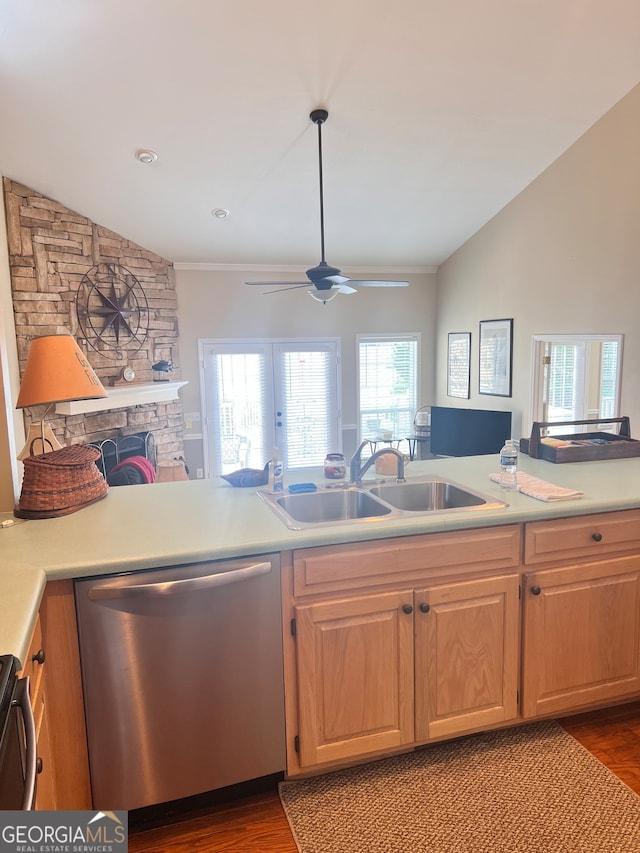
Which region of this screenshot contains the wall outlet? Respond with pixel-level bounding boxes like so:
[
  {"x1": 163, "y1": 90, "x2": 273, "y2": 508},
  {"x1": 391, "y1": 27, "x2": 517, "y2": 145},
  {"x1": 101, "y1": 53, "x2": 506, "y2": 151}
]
[{"x1": 196, "y1": 468, "x2": 204, "y2": 479}]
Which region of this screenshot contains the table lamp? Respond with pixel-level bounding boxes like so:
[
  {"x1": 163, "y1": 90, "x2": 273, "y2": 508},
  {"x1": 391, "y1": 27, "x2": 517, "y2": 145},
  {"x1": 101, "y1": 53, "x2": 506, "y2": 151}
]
[{"x1": 16, "y1": 334, "x2": 107, "y2": 459}]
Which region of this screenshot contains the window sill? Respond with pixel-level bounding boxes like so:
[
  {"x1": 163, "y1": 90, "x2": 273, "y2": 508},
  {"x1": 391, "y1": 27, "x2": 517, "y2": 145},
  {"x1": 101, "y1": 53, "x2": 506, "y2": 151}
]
[{"x1": 55, "y1": 381, "x2": 188, "y2": 415}]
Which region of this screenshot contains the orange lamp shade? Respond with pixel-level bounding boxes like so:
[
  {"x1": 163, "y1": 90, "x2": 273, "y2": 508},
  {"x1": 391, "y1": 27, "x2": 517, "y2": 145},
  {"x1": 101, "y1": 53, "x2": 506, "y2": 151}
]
[{"x1": 16, "y1": 334, "x2": 107, "y2": 409}]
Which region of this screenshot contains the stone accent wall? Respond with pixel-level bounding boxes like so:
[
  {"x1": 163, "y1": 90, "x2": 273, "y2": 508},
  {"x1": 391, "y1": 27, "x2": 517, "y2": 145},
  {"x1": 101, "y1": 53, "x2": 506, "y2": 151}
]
[{"x1": 3, "y1": 178, "x2": 185, "y2": 465}]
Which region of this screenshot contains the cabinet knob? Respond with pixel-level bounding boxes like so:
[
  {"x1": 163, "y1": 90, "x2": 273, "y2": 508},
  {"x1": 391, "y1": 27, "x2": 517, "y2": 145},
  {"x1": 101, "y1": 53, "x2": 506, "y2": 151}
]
[
  {"x1": 36, "y1": 757, "x2": 43, "y2": 775},
  {"x1": 531, "y1": 586, "x2": 541, "y2": 596},
  {"x1": 402, "y1": 604, "x2": 413, "y2": 615},
  {"x1": 419, "y1": 602, "x2": 430, "y2": 613},
  {"x1": 32, "y1": 648, "x2": 45, "y2": 665},
  {"x1": 592, "y1": 532, "x2": 603, "y2": 542}
]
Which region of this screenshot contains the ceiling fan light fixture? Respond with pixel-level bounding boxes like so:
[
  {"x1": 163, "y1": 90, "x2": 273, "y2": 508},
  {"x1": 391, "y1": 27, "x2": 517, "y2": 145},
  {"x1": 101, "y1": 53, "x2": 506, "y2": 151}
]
[{"x1": 307, "y1": 289, "x2": 338, "y2": 304}]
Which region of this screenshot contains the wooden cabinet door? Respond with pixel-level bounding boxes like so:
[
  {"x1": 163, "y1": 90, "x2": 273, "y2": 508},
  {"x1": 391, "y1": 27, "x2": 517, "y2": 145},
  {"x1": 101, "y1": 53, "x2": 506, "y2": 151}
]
[
  {"x1": 415, "y1": 574, "x2": 520, "y2": 742},
  {"x1": 295, "y1": 590, "x2": 415, "y2": 767},
  {"x1": 522, "y1": 556, "x2": 640, "y2": 718},
  {"x1": 35, "y1": 699, "x2": 57, "y2": 810}
]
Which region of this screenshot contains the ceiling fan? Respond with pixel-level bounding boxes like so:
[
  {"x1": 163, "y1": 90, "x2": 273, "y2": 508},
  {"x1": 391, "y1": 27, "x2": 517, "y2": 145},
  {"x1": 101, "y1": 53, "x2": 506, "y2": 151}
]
[{"x1": 245, "y1": 108, "x2": 410, "y2": 301}]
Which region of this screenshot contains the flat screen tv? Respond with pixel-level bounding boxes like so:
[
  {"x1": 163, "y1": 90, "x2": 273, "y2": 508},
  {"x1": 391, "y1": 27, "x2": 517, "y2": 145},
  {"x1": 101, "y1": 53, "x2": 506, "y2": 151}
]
[{"x1": 430, "y1": 406, "x2": 512, "y2": 457}]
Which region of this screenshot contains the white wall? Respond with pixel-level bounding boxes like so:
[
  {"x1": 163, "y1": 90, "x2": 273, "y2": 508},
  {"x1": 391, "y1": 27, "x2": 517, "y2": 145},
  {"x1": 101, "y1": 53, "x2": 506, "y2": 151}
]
[
  {"x1": 436, "y1": 83, "x2": 640, "y2": 442},
  {"x1": 174, "y1": 268, "x2": 437, "y2": 470}
]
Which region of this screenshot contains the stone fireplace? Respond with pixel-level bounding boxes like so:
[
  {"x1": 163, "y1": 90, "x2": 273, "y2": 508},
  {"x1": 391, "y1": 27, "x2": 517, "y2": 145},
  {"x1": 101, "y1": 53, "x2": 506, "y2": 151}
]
[{"x1": 4, "y1": 177, "x2": 185, "y2": 468}]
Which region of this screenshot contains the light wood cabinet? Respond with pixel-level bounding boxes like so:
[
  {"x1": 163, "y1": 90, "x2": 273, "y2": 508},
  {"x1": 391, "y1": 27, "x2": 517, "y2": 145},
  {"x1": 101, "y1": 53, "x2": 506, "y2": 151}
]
[
  {"x1": 18, "y1": 581, "x2": 92, "y2": 810},
  {"x1": 295, "y1": 590, "x2": 415, "y2": 767},
  {"x1": 19, "y1": 612, "x2": 56, "y2": 809},
  {"x1": 285, "y1": 526, "x2": 522, "y2": 773},
  {"x1": 521, "y1": 555, "x2": 640, "y2": 718},
  {"x1": 415, "y1": 573, "x2": 520, "y2": 741}
]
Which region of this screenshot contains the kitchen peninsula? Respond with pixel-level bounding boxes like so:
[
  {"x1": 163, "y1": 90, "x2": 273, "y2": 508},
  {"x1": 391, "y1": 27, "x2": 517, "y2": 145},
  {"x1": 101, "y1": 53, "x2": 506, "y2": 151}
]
[{"x1": 2, "y1": 452, "x2": 640, "y2": 807}]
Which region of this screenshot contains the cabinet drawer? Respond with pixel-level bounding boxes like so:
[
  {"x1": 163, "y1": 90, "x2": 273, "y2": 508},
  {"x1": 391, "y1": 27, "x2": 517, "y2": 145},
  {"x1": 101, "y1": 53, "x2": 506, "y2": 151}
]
[
  {"x1": 524, "y1": 509, "x2": 640, "y2": 565},
  {"x1": 293, "y1": 525, "x2": 521, "y2": 597}
]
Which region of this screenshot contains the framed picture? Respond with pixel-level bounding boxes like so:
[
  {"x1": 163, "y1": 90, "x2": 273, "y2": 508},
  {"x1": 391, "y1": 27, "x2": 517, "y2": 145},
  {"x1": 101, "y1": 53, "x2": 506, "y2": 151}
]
[
  {"x1": 447, "y1": 332, "x2": 471, "y2": 398},
  {"x1": 479, "y1": 319, "x2": 513, "y2": 397}
]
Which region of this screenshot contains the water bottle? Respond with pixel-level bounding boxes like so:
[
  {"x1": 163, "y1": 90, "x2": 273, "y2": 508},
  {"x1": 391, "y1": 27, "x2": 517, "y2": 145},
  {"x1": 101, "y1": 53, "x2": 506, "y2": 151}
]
[
  {"x1": 269, "y1": 447, "x2": 284, "y2": 494},
  {"x1": 499, "y1": 440, "x2": 518, "y2": 491}
]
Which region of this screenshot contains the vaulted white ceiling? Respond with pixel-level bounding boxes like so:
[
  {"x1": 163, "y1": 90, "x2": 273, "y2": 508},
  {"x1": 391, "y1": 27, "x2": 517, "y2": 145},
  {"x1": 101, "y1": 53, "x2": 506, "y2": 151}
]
[{"x1": 1, "y1": 1, "x2": 639, "y2": 272}]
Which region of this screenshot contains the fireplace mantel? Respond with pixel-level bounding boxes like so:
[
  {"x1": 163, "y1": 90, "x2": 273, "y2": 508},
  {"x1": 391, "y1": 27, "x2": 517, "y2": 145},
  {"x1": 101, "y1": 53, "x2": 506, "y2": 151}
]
[{"x1": 55, "y1": 381, "x2": 188, "y2": 415}]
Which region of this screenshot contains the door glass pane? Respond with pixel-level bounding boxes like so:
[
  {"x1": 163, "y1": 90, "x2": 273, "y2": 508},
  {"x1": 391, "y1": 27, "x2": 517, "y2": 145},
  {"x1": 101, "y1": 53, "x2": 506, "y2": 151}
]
[
  {"x1": 215, "y1": 352, "x2": 266, "y2": 473},
  {"x1": 277, "y1": 348, "x2": 335, "y2": 468}
]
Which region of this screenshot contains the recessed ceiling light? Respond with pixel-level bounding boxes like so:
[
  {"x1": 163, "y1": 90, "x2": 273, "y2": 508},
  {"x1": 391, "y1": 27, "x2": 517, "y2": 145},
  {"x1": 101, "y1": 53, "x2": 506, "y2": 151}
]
[
  {"x1": 212, "y1": 208, "x2": 230, "y2": 219},
  {"x1": 135, "y1": 149, "x2": 158, "y2": 164}
]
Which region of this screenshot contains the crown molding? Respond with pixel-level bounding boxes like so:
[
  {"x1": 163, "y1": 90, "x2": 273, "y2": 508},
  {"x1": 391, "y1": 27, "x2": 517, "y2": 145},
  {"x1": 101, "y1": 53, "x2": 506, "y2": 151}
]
[{"x1": 173, "y1": 262, "x2": 438, "y2": 275}]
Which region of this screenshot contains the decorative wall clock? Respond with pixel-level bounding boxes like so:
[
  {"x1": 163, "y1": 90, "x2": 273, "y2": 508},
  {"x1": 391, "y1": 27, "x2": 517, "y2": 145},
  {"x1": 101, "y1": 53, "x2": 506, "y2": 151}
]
[{"x1": 76, "y1": 262, "x2": 149, "y2": 360}]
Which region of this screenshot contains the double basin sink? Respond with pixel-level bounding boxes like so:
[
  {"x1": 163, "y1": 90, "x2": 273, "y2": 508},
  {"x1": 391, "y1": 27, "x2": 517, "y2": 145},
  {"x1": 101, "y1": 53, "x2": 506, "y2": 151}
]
[{"x1": 258, "y1": 475, "x2": 507, "y2": 530}]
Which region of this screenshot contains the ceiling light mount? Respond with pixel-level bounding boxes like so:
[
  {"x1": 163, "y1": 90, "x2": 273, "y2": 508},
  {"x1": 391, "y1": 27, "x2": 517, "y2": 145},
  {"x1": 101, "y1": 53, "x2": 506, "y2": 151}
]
[{"x1": 135, "y1": 149, "x2": 158, "y2": 164}]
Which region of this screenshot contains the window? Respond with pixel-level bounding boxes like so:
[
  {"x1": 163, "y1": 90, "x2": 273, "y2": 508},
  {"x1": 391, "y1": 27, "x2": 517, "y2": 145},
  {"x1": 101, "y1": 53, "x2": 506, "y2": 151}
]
[
  {"x1": 200, "y1": 339, "x2": 341, "y2": 475},
  {"x1": 531, "y1": 334, "x2": 623, "y2": 433},
  {"x1": 357, "y1": 334, "x2": 419, "y2": 441}
]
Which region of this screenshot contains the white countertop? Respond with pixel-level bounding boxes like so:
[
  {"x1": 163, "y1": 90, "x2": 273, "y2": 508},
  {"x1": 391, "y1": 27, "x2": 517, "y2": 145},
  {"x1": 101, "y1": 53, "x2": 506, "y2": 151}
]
[{"x1": 2, "y1": 453, "x2": 640, "y2": 664}]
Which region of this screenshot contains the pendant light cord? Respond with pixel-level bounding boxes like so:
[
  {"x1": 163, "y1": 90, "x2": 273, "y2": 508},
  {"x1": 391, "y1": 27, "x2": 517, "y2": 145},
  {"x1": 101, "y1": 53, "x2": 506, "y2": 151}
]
[{"x1": 316, "y1": 116, "x2": 326, "y2": 264}]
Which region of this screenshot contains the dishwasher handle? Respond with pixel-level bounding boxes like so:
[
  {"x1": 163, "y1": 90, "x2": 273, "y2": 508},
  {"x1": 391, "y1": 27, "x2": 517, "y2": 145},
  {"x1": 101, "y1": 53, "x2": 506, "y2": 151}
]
[{"x1": 87, "y1": 560, "x2": 272, "y2": 601}]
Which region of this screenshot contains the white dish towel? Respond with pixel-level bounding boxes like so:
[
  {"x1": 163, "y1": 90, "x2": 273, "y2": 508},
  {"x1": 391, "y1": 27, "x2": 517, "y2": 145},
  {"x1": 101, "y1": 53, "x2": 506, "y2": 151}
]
[{"x1": 489, "y1": 471, "x2": 584, "y2": 502}]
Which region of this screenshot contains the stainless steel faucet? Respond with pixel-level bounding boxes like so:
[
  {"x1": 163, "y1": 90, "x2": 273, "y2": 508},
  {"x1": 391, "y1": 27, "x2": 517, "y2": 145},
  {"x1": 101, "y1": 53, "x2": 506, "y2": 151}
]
[{"x1": 349, "y1": 440, "x2": 406, "y2": 485}]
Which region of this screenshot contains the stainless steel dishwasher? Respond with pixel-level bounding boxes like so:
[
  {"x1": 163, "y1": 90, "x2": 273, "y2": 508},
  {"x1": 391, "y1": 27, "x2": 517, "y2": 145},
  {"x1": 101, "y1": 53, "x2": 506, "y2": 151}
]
[{"x1": 74, "y1": 554, "x2": 285, "y2": 811}]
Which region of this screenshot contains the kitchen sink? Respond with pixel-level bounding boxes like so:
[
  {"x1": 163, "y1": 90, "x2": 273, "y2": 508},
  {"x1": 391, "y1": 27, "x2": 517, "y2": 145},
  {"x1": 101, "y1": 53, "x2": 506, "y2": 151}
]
[
  {"x1": 259, "y1": 487, "x2": 393, "y2": 529},
  {"x1": 258, "y1": 475, "x2": 505, "y2": 530},
  {"x1": 368, "y1": 476, "x2": 506, "y2": 513}
]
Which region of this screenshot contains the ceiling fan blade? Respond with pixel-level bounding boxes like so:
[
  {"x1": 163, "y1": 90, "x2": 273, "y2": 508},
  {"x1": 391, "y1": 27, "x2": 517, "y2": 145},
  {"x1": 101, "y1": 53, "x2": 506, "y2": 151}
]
[
  {"x1": 348, "y1": 280, "x2": 410, "y2": 288},
  {"x1": 262, "y1": 283, "x2": 311, "y2": 294},
  {"x1": 245, "y1": 280, "x2": 308, "y2": 287},
  {"x1": 324, "y1": 274, "x2": 350, "y2": 284},
  {"x1": 333, "y1": 284, "x2": 357, "y2": 294}
]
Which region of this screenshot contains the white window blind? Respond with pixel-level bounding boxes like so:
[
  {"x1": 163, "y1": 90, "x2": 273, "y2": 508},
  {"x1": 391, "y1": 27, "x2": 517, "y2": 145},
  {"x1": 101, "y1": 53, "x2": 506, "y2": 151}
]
[
  {"x1": 212, "y1": 348, "x2": 269, "y2": 473},
  {"x1": 357, "y1": 335, "x2": 419, "y2": 440},
  {"x1": 276, "y1": 346, "x2": 337, "y2": 468}
]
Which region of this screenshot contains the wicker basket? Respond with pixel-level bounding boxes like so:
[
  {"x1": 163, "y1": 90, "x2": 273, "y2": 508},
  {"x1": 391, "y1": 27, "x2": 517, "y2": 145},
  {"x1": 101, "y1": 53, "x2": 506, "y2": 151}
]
[{"x1": 15, "y1": 444, "x2": 108, "y2": 519}]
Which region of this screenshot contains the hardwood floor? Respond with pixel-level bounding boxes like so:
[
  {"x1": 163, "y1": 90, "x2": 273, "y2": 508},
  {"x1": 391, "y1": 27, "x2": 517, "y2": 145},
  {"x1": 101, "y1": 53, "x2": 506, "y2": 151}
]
[{"x1": 128, "y1": 701, "x2": 640, "y2": 853}]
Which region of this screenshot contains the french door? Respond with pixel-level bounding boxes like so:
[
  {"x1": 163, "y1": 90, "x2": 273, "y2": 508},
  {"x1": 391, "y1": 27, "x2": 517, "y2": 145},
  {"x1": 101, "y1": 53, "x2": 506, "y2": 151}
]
[{"x1": 201, "y1": 338, "x2": 341, "y2": 476}]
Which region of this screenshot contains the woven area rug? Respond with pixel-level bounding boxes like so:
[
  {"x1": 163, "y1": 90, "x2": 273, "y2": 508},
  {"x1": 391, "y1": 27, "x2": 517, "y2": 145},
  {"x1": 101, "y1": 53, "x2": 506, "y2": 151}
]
[{"x1": 279, "y1": 721, "x2": 640, "y2": 852}]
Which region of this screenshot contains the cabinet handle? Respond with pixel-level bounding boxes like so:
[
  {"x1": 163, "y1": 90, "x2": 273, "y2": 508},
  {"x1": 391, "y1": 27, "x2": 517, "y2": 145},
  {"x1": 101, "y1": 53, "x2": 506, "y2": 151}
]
[
  {"x1": 592, "y1": 532, "x2": 603, "y2": 542},
  {"x1": 36, "y1": 757, "x2": 43, "y2": 775},
  {"x1": 402, "y1": 604, "x2": 413, "y2": 614},
  {"x1": 531, "y1": 586, "x2": 541, "y2": 596},
  {"x1": 32, "y1": 649, "x2": 45, "y2": 665},
  {"x1": 419, "y1": 602, "x2": 430, "y2": 613}
]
